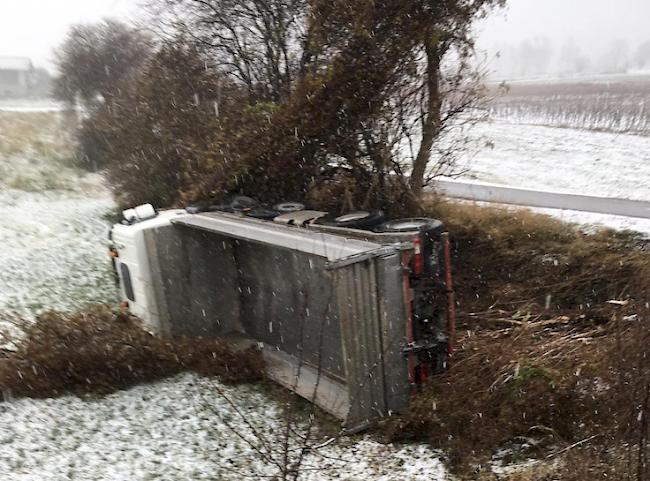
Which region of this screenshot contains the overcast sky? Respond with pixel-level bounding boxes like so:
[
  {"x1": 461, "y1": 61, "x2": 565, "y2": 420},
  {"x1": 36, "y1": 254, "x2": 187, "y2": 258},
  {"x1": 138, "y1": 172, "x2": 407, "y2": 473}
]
[
  {"x1": 478, "y1": 0, "x2": 650, "y2": 58},
  {"x1": 1, "y1": 0, "x2": 649, "y2": 73},
  {"x1": 0, "y1": 0, "x2": 141, "y2": 70}
]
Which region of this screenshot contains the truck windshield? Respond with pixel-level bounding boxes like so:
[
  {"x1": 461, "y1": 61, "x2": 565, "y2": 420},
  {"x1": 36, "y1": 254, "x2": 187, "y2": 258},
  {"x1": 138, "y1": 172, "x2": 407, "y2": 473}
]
[{"x1": 120, "y1": 263, "x2": 136, "y2": 302}]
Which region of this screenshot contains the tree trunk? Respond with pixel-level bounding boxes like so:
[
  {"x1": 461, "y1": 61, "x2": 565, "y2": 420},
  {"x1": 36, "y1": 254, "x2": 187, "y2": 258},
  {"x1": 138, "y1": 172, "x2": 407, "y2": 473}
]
[{"x1": 410, "y1": 39, "x2": 441, "y2": 198}]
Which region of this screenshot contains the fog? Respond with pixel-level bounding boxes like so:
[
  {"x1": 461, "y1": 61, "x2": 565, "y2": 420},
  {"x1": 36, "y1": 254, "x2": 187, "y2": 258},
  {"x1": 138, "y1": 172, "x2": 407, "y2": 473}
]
[
  {"x1": 1, "y1": 0, "x2": 649, "y2": 79},
  {"x1": 0, "y1": 0, "x2": 139, "y2": 70},
  {"x1": 477, "y1": 0, "x2": 650, "y2": 79}
]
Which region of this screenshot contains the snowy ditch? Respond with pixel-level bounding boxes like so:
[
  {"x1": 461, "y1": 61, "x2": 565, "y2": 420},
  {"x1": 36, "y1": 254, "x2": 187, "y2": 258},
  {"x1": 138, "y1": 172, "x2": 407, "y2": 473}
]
[
  {"x1": 0, "y1": 374, "x2": 448, "y2": 480},
  {"x1": 2, "y1": 107, "x2": 649, "y2": 480},
  {"x1": 0, "y1": 110, "x2": 449, "y2": 479}
]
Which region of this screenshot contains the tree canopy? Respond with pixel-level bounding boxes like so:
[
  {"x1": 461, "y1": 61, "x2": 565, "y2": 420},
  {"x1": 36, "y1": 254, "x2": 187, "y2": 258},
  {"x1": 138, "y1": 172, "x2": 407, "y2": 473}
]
[
  {"x1": 53, "y1": 19, "x2": 152, "y2": 108},
  {"x1": 60, "y1": 1, "x2": 505, "y2": 211}
]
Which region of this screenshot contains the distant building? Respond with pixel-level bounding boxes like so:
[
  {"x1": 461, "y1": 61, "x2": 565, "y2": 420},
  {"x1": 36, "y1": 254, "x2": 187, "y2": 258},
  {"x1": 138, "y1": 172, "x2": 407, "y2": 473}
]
[{"x1": 0, "y1": 57, "x2": 35, "y2": 98}]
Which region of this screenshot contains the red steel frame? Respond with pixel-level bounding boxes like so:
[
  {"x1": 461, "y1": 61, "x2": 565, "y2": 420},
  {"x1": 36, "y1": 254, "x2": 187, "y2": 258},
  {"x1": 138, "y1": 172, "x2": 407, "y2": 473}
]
[
  {"x1": 401, "y1": 250, "x2": 417, "y2": 394},
  {"x1": 402, "y1": 231, "x2": 456, "y2": 391},
  {"x1": 441, "y1": 232, "x2": 456, "y2": 357}
]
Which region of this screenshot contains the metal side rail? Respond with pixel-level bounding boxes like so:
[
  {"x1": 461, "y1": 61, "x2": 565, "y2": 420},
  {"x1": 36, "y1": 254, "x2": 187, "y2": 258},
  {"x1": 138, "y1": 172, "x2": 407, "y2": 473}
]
[
  {"x1": 171, "y1": 212, "x2": 382, "y2": 261},
  {"x1": 434, "y1": 178, "x2": 650, "y2": 219}
]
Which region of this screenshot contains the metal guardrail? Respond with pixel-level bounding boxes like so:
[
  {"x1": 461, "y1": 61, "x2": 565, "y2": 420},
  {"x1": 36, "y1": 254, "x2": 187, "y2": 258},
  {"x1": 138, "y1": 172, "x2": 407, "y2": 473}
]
[{"x1": 434, "y1": 179, "x2": 650, "y2": 219}]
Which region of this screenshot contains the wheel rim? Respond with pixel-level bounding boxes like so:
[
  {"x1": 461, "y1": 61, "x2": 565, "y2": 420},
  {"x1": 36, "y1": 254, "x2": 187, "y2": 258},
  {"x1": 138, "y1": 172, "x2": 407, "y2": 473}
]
[
  {"x1": 335, "y1": 211, "x2": 370, "y2": 222},
  {"x1": 383, "y1": 219, "x2": 430, "y2": 230},
  {"x1": 274, "y1": 202, "x2": 305, "y2": 212}
]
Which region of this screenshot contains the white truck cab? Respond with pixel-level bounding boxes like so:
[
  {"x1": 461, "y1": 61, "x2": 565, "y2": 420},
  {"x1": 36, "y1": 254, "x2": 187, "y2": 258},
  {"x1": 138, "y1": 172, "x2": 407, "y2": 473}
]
[{"x1": 109, "y1": 206, "x2": 186, "y2": 332}]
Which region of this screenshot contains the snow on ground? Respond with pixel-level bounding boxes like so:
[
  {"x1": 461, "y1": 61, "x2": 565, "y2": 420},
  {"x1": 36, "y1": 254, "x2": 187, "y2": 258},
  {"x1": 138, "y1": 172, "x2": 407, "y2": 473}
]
[
  {"x1": 447, "y1": 118, "x2": 650, "y2": 234},
  {"x1": 0, "y1": 373, "x2": 448, "y2": 481},
  {"x1": 0, "y1": 184, "x2": 118, "y2": 317},
  {"x1": 532, "y1": 207, "x2": 650, "y2": 236},
  {"x1": 458, "y1": 119, "x2": 650, "y2": 201},
  {"x1": 0, "y1": 107, "x2": 118, "y2": 317}
]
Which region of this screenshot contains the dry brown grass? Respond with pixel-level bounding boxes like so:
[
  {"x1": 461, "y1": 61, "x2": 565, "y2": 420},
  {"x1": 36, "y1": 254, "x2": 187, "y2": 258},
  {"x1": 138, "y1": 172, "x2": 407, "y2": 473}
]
[
  {"x1": 384, "y1": 200, "x2": 650, "y2": 479},
  {"x1": 0, "y1": 111, "x2": 82, "y2": 191},
  {"x1": 0, "y1": 305, "x2": 264, "y2": 398},
  {"x1": 472, "y1": 447, "x2": 631, "y2": 481},
  {"x1": 0, "y1": 111, "x2": 71, "y2": 158},
  {"x1": 427, "y1": 201, "x2": 650, "y2": 313},
  {"x1": 385, "y1": 314, "x2": 624, "y2": 467}
]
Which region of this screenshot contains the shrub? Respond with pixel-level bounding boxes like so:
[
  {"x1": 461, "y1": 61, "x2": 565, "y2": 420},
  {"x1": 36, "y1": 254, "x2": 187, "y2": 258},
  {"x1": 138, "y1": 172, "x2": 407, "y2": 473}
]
[
  {"x1": 384, "y1": 200, "x2": 650, "y2": 478},
  {"x1": 0, "y1": 306, "x2": 264, "y2": 398},
  {"x1": 78, "y1": 42, "x2": 250, "y2": 208}
]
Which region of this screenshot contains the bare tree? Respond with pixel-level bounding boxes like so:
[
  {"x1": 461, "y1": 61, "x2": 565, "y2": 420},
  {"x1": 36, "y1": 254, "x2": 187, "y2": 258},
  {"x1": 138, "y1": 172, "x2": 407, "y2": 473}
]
[
  {"x1": 53, "y1": 19, "x2": 153, "y2": 110},
  {"x1": 88, "y1": 1, "x2": 507, "y2": 211},
  {"x1": 150, "y1": 0, "x2": 306, "y2": 104}
]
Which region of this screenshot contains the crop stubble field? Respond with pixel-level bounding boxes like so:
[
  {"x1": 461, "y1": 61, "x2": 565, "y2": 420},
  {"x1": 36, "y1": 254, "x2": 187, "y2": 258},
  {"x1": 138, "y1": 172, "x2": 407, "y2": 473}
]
[
  {"x1": 487, "y1": 74, "x2": 650, "y2": 136},
  {"x1": 453, "y1": 74, "x2": 650, "y2": 235}
]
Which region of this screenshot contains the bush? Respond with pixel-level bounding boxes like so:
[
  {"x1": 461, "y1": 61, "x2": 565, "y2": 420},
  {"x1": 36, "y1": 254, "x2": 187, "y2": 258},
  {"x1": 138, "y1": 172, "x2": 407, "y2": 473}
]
[
  {"x1": 79, "y1": 42, "x2": 250, "y2": 208},
  {"x1": 383, "y1": 201, "x2": 650, "y2": 478},
  {"x1": 0, "y1": 306, "x2": 264, "y2": 398},
  {"x1": 426, "y1": 200, "x2": 650, "y2": 311}
]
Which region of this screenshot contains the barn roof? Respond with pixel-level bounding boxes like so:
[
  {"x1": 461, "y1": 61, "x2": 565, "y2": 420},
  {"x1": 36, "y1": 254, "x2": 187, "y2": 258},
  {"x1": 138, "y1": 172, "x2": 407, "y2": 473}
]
[{"x1": 0, "y1": 57, "x2": 33, "y2": 71}]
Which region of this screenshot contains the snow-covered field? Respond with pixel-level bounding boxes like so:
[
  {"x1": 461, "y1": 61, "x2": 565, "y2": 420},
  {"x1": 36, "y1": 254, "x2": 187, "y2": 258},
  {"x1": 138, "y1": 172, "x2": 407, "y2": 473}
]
[
  {"x1": 459, "y1": 119, "x2": 650, "y2": 201},
  {"x1": 453, "y1": 118, "x2": 650, "y2": 234},
  {"x1": 0, "y1": 186, "x2": 117, "y2": 316},
  {"x1": 0, "y1": 373, "x2": 448, "y2": 480},
  {"x1": 0, "y1": 109, "x2": 118, "y2": 317}
]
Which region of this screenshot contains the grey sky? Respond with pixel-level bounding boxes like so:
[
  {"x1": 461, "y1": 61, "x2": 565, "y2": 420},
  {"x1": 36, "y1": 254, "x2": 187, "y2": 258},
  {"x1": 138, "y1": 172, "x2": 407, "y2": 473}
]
[
  {"x1": 478, "y1": 0, "x2": 650, "y2": 56},
  {"x1": 0, "y1": 0, "x2": 140, "y2": 70},
  {"x1": 1, "y1": 0, "x2": 648, "y2": 74}
]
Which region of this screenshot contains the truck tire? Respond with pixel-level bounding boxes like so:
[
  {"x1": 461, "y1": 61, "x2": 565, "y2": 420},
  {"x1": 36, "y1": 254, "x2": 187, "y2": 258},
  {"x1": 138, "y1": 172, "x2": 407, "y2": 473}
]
[
  {"x1": 185, "y1": 204, "x2": 211, "y2": 214},
  {"x1": 209, "y1": 205, "x2": 234, "y2": 213},
  {"x1": 316, "y1": 210, "x2": 385, "y2": 229},
  {"x1": 229, "y1": 195, "x2": 259, "y2": 212},
  {"x1": 273, "y1": 202, "x2": 305, "y2": 213},
  {"x1": 245, "y1": 207, "x2": 281, "y2": 220},
  {"x1": 374, "y1": 218, "x2": 443, "y2": 235},
  {"x1": 375, "y1": 218, "x2": 445, "y2": 277}
]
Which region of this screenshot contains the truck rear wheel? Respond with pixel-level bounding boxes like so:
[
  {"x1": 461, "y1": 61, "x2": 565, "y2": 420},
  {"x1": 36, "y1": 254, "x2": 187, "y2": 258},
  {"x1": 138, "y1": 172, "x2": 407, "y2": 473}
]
[
  {"x1": 316, "y1": 210, "x2": 385, "y2": 229},
  {"x1": 374, "y1": 218, "x2": 443, "y2": 234},
  {"x1": 245, "y1": 207, "x2": 281, "y2": 220},
  {"x1": 273, "y1": 202, "x2": 305, "y2": 213}
]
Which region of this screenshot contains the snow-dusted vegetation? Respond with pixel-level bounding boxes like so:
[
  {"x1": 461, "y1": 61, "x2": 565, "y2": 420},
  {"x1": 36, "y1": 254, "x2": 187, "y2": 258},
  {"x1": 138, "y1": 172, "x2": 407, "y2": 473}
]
[
  {"x1": 0, "y1": 373, "x2": 447, "y2": 481},
  {"x1": 0, "y1": 111, "x2": 117, "y2": 317}
]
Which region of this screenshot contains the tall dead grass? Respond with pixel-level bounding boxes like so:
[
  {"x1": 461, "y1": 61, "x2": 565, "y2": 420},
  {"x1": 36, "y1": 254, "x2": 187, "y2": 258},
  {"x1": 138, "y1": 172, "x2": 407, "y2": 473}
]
[
  {"x1": 0, "y1": 306, "x2": 264, "y2": 398},
  {"x1": 0, "y1": 111, "x2": 80, "y2": 191},
  {"x1": 428, "y1": 201, "x2": 650, "y2": 312},
  {"x1": 385, "y1": 201, "x2": 650, "y2": 479}
]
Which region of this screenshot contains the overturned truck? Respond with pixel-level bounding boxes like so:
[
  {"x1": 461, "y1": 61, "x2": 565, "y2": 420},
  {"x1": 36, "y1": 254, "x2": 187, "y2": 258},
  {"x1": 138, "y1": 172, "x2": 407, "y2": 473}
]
[{"x1": 109, "y1": 203, "x2": 454, "y2": 431}]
